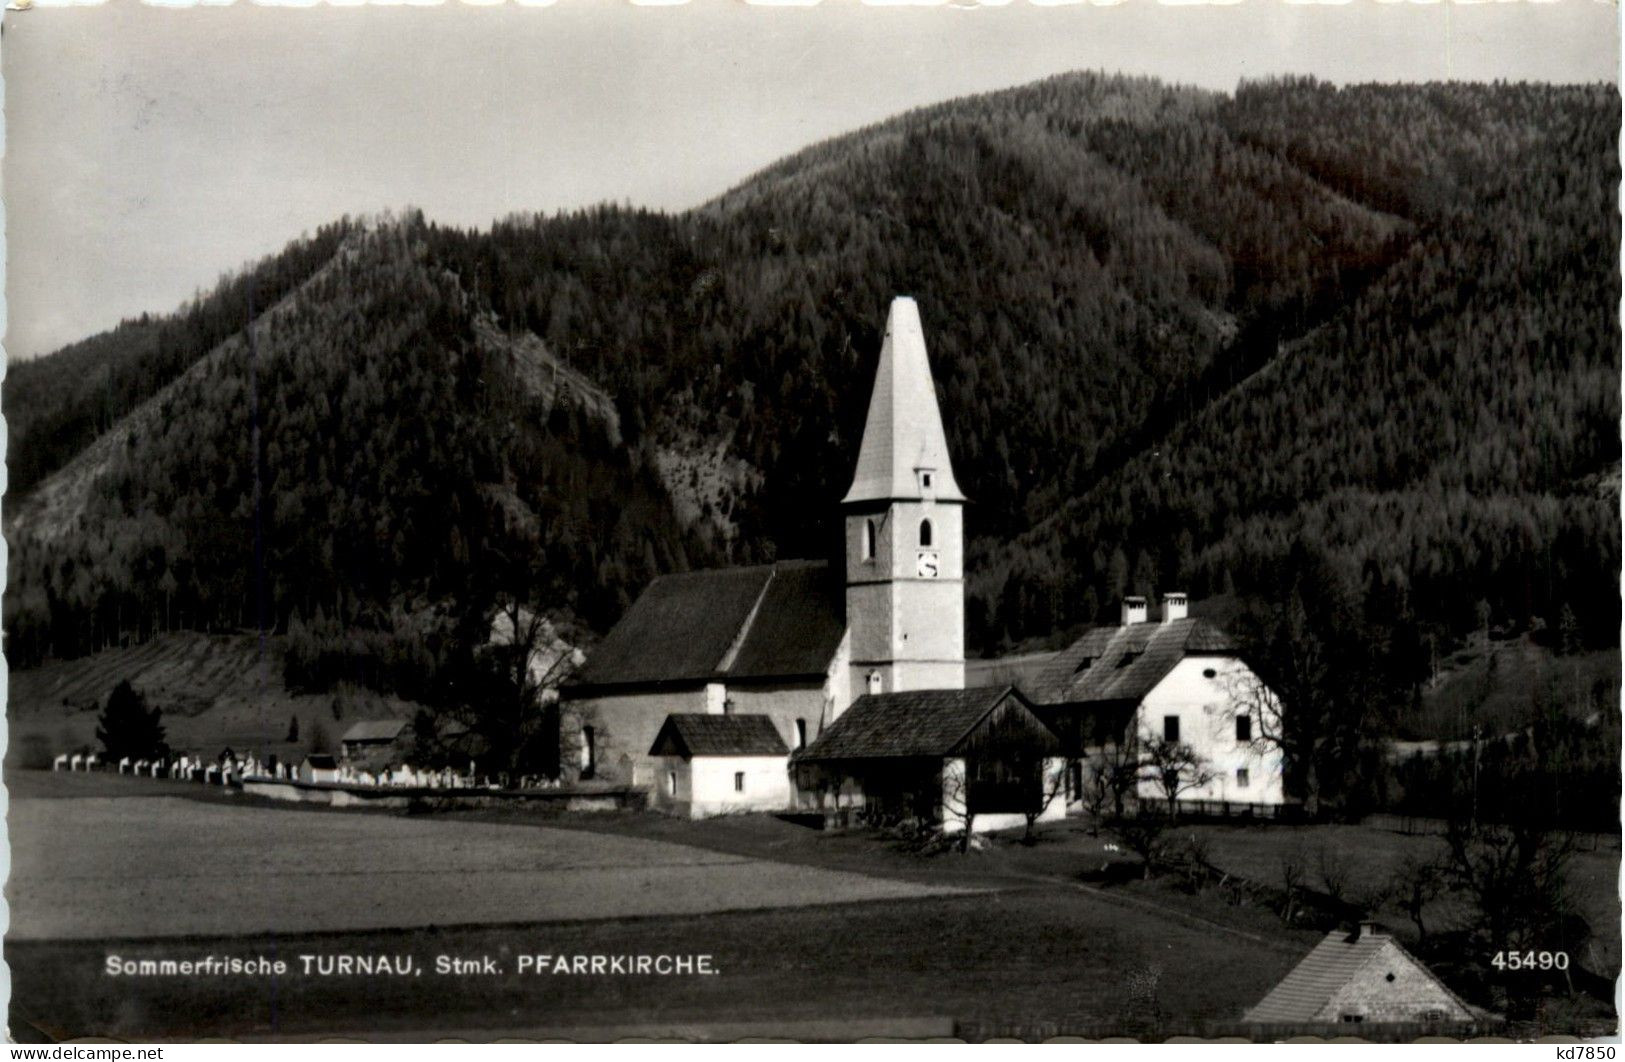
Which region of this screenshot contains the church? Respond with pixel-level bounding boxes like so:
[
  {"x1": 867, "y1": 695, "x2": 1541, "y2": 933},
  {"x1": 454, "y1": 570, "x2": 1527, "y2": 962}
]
[{"x1": 560, "y1": 296, "x2": 1284, "y2": 823}]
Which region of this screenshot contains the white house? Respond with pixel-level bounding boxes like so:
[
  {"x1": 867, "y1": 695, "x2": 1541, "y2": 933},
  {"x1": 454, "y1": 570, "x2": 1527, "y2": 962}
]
[
  {"x1": 1027, "y1": 593, "x2": 1288, "y2": 811},
  {"x1": 647, "y1": 714, "x2": 792, "y2": 818}
]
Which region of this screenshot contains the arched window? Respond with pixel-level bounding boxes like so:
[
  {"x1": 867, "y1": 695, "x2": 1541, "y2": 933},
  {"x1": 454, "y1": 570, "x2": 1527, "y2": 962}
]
[
  {"x1": 863, "y1": 519, "x2": 877, "y2": 561},
  {"x1": 920, "y1": 519, "x2": 933, "y2": 547},
  {"x1": 795, "y1": 719, "x2": 808, "y2": 748},
  {"x1": 867, "y1": 670, "x2": 883, "y2": 695},
  {"x1": 580, "y1": 726, "x2": 596, "y2": 778}
]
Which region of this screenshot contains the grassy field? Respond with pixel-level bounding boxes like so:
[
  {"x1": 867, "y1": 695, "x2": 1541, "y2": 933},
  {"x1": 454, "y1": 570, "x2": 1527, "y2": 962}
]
[
  {"x1": 8, "y1": 773, "x2": 968, "y2": 941},
  {"x1": 10, "y1": 771, "x2": 1617, "y2": 1040},
  {"x1": 1177, "y1": 823, "x2": 1621, "y2": 978},
  {"x1": 9, "y1": 886, "x2": 1304, "y2": 1041},
  {"x1": 6, "y1": 771, "x2": 1315, "y2": 1041}
]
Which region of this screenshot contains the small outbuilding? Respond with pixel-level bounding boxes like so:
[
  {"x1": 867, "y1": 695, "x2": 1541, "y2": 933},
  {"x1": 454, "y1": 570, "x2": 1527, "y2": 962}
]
[
  {"x1": 793, "y1": 685, "x2": 1066, "y2": 834},
  {"x1": 299, "y1": 753, "x2": 340, "y2": 784},
  {"x1": 340, "y1": 719, "x2": 409, "y2": 761},
  {"x1": 1243, "y1": 921, "x2": 1480, "y2": 1026},
  {"x1": 647, "y1": 714, "x2": 792, "y2": 818}
]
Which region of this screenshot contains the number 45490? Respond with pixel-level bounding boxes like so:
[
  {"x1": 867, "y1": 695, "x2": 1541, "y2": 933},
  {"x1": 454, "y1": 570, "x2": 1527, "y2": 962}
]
[{"x1": 1491, "y1": 951, "x2": 1569, "y2": 971}]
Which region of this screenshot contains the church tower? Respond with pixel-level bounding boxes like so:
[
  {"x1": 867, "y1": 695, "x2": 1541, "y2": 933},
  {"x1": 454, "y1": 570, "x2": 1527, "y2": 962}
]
[{"x1": 843, "y1": 297, "x2": 966, "y2": 700}]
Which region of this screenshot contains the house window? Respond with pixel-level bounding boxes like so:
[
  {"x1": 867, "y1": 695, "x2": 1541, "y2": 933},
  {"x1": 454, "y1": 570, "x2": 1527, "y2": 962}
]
[
  {"x1": 1236, "y1": 768, "x2": 1250, "y2": 789},
  {"x1": 1163, "y1": 715, "x2": 1180, "y2": 742},
  {"x1": 920, "y1": 519, "x2": 933, "y2": 547},
  {"x1": 734, "y1": 771, "x2": 745, "y2": 793},
  {"x1": 1203, "y1": 667, "x2": 1218, "y2": 679},
  {"x1": 580, "y1": 726, "x2": 596, "y2": 778},
  {"x1": 863, "y1": 519, "x2": 877, "y2": 561},
  {"x1": 667, "y1": 770, "x2": 677, "y2": 797},
  {"x1": 919, "y1": 469, "x2": 934, "y2": 491},
  {"x1": 1340, "y1": 1014, "x2": 1365, "y2": 1024},
  {"x1": 795, "y1": 719, "x2": 807, "y2": 749},
  {"x1": 1117, "y1": 651, "x2": 1141, "y2": 669},
  {"x1": 1236, "y1": 714, "x2": 1252, "y2": 742},
  {"x1": 1073, "y1": 656, "x2": 1094, "y2": 673},
  {"x1": 867, "y1": 670, "x2": 882, "y2": 695}
]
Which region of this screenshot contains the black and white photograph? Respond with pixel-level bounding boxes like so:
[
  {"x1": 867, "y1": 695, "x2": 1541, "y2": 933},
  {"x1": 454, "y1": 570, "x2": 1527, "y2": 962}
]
[{"x1": 2, "y1": 0, "x2": 1620, "y2": 1044}]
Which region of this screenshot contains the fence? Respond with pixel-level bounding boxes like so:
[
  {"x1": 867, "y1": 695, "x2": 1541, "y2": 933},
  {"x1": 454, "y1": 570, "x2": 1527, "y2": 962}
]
[
  {"x1": 1361, "y1": 812, "x2": 1619, "y2": 852},
  {"x1": 1167, "y1": 799, "x2": 1306, "y2": 823}
]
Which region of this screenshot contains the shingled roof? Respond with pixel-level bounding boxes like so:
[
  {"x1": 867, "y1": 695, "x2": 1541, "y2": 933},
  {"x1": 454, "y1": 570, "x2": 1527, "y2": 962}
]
[
  {"x1": 340, "y1": 719, "x2": 408, "y2": 744},
  {"x1": 1244, "y1": 925, "x2": 1476, "y2": 1023},
  {"x1": 842, "y1": 297, "x2": 966, "y2": 505},
  {"x1": 566, "y1": 561, "x2": 844, "y2": 692},
  {"x1": 1028, "y1": 616, "x2": 1238, "y2": 706},
  {"x1": 796, "y1": 686, "x2": 1051, "y2": 761},
  {"x1": 649, "y1": 714, "x2": 790, "y2": 757}
]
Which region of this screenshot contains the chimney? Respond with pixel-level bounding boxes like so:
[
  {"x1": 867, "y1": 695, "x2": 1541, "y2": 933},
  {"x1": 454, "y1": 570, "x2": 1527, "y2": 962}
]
[
  {"x1": 1120, "y1": 596, "x2": 1148, "y2": 626},
  {"x1": 1358, "y1": 920, "x2": 1387, "y2": 939},
  {"x1": 1162, "y1": 592, "x2": 1188, "y2": 624}
]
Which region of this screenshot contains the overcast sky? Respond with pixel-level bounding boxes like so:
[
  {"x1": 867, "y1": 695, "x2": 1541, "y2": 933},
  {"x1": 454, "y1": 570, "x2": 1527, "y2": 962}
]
[{"x1": 3, "y1": 0, "x2": 1618, "y2": 360}]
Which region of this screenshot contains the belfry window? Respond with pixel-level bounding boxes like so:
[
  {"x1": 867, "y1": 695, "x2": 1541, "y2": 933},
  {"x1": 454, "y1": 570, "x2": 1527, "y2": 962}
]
[
  {"x1": 863, "y1": 519, "x2": 877, "y2": 561},
  {"x1": 920, "y1": 519, "x2": 933, "y2": 548},
  {"x1": 867, "y1": 670, "x2": 883, "y2": 695}
]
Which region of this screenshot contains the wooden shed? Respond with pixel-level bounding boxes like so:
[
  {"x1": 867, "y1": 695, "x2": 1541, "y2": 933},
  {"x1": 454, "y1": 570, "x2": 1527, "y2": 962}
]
[{"x1": 793, "y1": 685, "x2": 1066, "y2": 834}]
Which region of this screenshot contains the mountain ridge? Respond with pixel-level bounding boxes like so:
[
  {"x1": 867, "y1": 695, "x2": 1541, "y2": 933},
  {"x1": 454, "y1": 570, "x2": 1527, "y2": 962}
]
[{"x1": 6, "y1": 72, "x2": 1617, "y2": 696}]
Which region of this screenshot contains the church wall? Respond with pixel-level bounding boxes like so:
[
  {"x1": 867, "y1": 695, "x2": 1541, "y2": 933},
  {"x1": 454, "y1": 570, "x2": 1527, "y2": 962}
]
[
  {"x1": 567, "y1": 688, "x2": 709, "y2": 787},
  {"x1": 826, "y1": 628, "x2": 853, "y2": 721},
  {"x1": 725, "y1": 683, "x2": 828, "y2": 753}
]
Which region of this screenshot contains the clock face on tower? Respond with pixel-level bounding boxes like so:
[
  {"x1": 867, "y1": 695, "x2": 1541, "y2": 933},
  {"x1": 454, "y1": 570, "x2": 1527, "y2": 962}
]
[{"x1": 916, "y1": 550, "x2": 940, "y2": 578}]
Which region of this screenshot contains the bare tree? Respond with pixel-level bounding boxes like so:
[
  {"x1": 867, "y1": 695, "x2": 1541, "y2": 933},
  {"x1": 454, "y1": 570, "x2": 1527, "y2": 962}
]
[
  {"x1": 1141, "y1": 738, "x2": 1215, "y2": 819},
  {"x1": 1279, "y1": 842, "x2": 1308, "y2": 925},
  {"x1": 1220, "y1": 555, "x2": 1411, "y2": 818},
  {"x1": 1392, "y1": 849, "x2": 1448, "y2": 945},
  {"x1": 1020, "y1": 758, "x2": 1070, "y2": 845},
  {"x1": 1100, "y1": 738, "x2": 1146, "y2": 820},
  {"x1": 420, "y1": 599, "x2": 583, "y2": 781},
  {"x1": 1315, "y1": 840, "x2": 1353, "y2": 908},
  {"x1": 1445, "y1": 817, "x2": 1578, "y2": 955},
  {"x1": 1079, "y1": 752, "x2": 1113, "y2": 835},
  {"x1": 1111, "y1": 810, "x2": 1172, "y2": 879},
  {"x1": 939, "y1": 759, "x2": 976, "y2": 852}
]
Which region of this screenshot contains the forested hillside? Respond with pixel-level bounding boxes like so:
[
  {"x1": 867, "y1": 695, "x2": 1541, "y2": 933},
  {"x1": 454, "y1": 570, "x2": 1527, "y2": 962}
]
[{"x1": 7, "y1": 74, "x2": 1618, "y2": 726}]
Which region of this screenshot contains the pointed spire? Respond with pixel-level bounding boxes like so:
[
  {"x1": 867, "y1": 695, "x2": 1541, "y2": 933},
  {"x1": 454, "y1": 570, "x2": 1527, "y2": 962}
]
[{"x1": 842, "y1": 297, "x2": 965, "y2": 505}]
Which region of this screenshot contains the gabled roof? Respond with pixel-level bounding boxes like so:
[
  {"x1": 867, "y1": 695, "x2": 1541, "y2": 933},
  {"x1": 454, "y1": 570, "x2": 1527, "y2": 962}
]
[
  {"x1": 1028, "y1": 616, "x2": 1237, "y2": 706},
  {"x1": 650, "y1": 714, "x2": 790, "y2": 757},
  {"x1": 347, "y1": 745, "x2": 407, "y2": 775},
  {"x1": 566, "y1": 560, "x2": 844, "y2": 692},
  {"x1": 842, "y1": 297, "x2": 965, "y2": 505},
  {"x1": 1244, "y1": 926, "x2": 1476, "y2": 1023},
  {"x1": 340, "y1": 719, "x2": 408, "y2": 744},
  {"x1": 796, "y1": 686, "x2": 1050, "y2": 761},
  {"x1": 726, "y1": 562, "x2": 848, "y2": 680}
]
